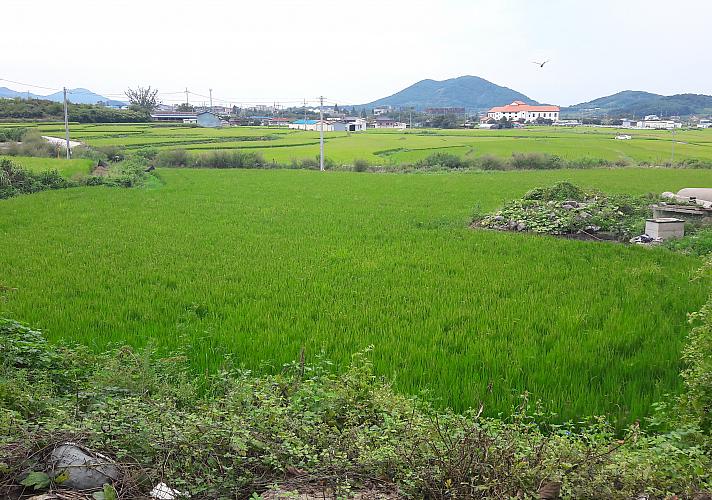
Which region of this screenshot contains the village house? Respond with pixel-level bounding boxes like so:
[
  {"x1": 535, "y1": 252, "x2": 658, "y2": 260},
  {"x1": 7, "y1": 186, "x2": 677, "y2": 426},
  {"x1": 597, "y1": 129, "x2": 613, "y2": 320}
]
[
  {"x1": 486, "y1": 101, "x2": 560, "y2": 122},
  {"x1": 196, "y1": 111, "x2": 222, "y2": 128},
  {"x1": 373, "y1": 117, "x2": 407, "y2": 129},
  {"x1": 289, "y1": 119, "x2": 331, "y2": 131}
]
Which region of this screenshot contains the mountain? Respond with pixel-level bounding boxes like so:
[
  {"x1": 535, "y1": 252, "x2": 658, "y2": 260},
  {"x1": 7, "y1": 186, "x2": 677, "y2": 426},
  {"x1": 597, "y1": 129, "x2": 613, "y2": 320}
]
[
  {"x1": 0, "y1": 87, "x2": 43, "y2": 99},
  {"x1": 360, "y1": 75, "x2": 537, "y2": 111},
  {"x1": 563, "y1": 90, "x2": 712, "y2": 118},
  {"x1": 0, "y1": 87, "x2": 125, "y2": 106}
]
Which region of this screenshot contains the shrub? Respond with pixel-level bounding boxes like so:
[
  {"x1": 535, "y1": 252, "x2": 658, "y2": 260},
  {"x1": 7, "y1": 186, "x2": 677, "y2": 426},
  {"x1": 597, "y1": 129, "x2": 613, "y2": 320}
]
[
  {"x1": 509, "y1": 152, "x2": 564, "y2": 170},
  {"x1": 97, "y1": 145, "x2": 126, "y2": 162},
  {"x1": 352, "y1": 158, "x2": 369, "y2": 172},
  {"x1": 0, "y1": 127, "x2": 27, "y2": 142},
  {"x1": 156, "y1": 148, "x2": 190, "y2": 168},
  {"x1": 0, "y1": 158, "x2": 74, "y2": 199},
  {"x1": 476, "y1": 154, "x2": 507, "y2": 170},
  {"x1": 6, "y1": 130, "x2": 62, "y2": 158},
  {"x1": 417, "y1": 152, "x2": 468, "y2": 169}
]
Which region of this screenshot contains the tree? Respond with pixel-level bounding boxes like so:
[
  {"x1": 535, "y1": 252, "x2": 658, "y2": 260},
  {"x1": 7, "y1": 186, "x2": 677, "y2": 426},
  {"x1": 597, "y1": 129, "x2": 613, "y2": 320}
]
[
  {"x1": 176, "y1": 103, "x2": 194, "y2": 112},
  {"x1": 125, "y1": 86, "x2": 160, "y2": 113}
]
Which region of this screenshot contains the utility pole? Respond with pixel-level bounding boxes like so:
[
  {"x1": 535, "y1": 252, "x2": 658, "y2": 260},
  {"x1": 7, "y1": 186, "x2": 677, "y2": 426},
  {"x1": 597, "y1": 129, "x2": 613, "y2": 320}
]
[
  {"x1": 185, "y1": 88, "x2": 189, "y2": 106},
  {"x1": 319, "y1": 96, "x2": 324, "y2": 172},
  {"x1": 409, "y1": 108, "x2": 413, "y2": 130},
  {"x1": 63, "y1": 87, "x2": 71, "y2": 159},
  {"x1": 303, "y1": 98, "x2": 307, "y2": 127},
  {"x1": 671, "y1": 129, "x2": 676, "y2": 165},
  {"x1": 209, "y1": 88, "x2": 213, "y2": 112}
]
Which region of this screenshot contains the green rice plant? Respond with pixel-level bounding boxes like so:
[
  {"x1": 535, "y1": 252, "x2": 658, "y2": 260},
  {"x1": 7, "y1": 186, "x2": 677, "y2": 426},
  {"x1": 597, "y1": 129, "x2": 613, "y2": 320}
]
[{"x1": 2, "y1": 168, "x2": 712, "y2": 426}]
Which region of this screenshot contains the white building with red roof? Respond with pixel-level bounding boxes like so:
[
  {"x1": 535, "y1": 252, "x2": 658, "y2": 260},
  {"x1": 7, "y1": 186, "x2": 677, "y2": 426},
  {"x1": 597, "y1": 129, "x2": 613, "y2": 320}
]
[{"x1": 486, "y1": 101, "x2": 560, "y2": 123}]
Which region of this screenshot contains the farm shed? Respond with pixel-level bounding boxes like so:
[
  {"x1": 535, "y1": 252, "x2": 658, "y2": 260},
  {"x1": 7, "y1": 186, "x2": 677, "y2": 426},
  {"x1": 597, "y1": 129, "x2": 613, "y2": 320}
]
[{"x1": 197, "y1": 112, "x2": 222, "y2": 128}]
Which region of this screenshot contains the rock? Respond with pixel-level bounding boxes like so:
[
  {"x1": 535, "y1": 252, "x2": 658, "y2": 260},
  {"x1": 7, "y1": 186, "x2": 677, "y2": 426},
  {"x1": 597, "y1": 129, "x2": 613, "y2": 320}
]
[
  {"x1": 508, "y1": 220, "x2": 518, "y2": 230},
  {"x1": 562, "y1": 200, "x2": 579, "y2": 208},
  {"x1": 48, "y1": 443, "x2": 119, "y2": 491},
  {"x1": 584, "y1": 225, "x2": 601, "y2": 232},
  {"x1": 151, "y1": 482, "x2": 188, "y2": 499},
  {"x1": 493, "y1": 215, "x2": 505, "y2": 223},
  {"x1": 629, "y1": 234, "x2": 662, "y2": 245},
  {"x1": 561, "y1": 204, "x2": 575, "y2": 210},
  {"x1": 578, "y1": 211, "x2": 592, "y2": 219},
  {"x1": 516, "y1": 222, "x2": 528, "y2": 231}
]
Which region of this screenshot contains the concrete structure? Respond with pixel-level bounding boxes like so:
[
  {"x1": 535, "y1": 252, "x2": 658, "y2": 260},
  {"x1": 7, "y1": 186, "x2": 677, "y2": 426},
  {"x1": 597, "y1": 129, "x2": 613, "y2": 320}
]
[
  {"x1": 267, "y1": 118, "x2": 292, "y2": 127},
  {"x1": 645, "y1": 218, "x2": 685, "y2": 240},
  {"x1": 425, "y1": 107, "x2": 466, "y2": 115},
  {"x1": 332, "y1": 117, "x2": 366, "y2": 132},
  {"x1": 373, "y1": 106, "x2": 392, "y2": 116},
  {"x1": 697, "y1": 119, "x2": 712, "y2": 129},
  {"x1": 636, "y1": 119, "x2": 682, "y2": 129},
  {"x1": 183, "y1": 118, "x2": 197, "y2": 124},
  {"x1": 486, "y1": 101, "x2": 560, "y2": 122},
  {"x1": 615, "y1": 134, "x2": 632, "y2": 140},
  {"x1": 150, "y1": 111, "x2": 198, "y2": 122},
  {"x1": 374, "y1": 117, "x2": 407, "y2": 129},
  {"x1": 197, "y1": 112, "x2": 221, "y2": 128},
  {"x1": 289, "y1": 119, "x2": 332, "y2": 131}
]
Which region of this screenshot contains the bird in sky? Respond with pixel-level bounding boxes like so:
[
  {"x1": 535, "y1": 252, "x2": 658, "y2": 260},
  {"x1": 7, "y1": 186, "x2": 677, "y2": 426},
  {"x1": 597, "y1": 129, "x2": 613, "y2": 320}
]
[{"x1": 532, "y1": 60, "x2": 550, "y2": 68}]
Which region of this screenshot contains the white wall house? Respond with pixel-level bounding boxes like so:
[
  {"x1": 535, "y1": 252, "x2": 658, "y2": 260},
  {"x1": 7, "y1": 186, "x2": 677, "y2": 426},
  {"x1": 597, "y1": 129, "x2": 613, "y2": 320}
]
[
  {"x1": 636, "y1": 119, "x2": 682, "y2": 129},
  {"x1": 486, "y1": 101, "x2": 560, "y2": 122},
  {"x1": 374, "y1": 118, "x2": 407, "y2": 129},
  {"x1": 289, "y1": 119, "x2": 333, "y2": 131}
]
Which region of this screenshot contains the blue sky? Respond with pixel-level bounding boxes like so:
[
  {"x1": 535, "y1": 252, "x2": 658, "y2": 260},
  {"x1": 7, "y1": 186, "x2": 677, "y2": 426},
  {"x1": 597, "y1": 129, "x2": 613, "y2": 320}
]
[{"x1": 3, "y1": 0, "x2": 710, "y2": 107}]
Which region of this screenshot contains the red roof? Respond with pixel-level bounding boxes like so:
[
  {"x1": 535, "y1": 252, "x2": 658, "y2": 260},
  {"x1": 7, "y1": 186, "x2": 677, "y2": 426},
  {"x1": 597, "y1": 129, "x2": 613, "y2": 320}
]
[{"x1": 488, "y1": 101, "x2": 559, "y2": 113}]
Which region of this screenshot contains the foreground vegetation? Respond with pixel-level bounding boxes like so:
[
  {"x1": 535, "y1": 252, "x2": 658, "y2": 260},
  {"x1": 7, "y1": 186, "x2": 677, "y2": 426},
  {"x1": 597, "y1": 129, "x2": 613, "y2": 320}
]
[
  {"x1": 2, "y1": 168, "x2": 711, "y2": 425},
  {"x1": 1, "y1": 281, "x2": 711, "y2": 498}
]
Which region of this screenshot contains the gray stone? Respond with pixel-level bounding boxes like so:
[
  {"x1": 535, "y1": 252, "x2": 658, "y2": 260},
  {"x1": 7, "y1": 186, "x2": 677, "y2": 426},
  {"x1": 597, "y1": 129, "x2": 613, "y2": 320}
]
[
  {"x1": 507, "y1": 220, "x2": 518, "y2": 230},
  {"x1": 563, "y1": 200, "x2": 579, "y2": 208},
  {"x1": 516, "y1": 222, "x2": 528, "y2": 231},
  {"x1": 578, "y1": 211, "x2": 592, "y2": 219},
  {"x1": 561, "y1": 204, "x2": 575, "y2": 210},
  {"x1": 493, "y1": 215, "x2": 505, "y2": 223},
  {"x1": 48, "y1": 443, "x2": 119, "y2": 491}
]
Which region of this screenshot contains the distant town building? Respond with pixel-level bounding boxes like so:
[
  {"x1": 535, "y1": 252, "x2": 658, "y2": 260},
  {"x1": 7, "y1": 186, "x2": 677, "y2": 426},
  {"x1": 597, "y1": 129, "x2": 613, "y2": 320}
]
[
  {"x1": 373, "y1": 106, "x2": 393, "y2": 116},
  {"x1": 697, "y1": 119, "x2": 712, "y2": 129},
  {"x1": 196, "y1": 111, "x2": 222, "y2": 128},
  {"x1": 636, "y1": 119, "x2": 682, "y2": 130},
  {"x1": 373, "y1": 117, "x2": 407, "y2": 129},
  {"x1": 425, "y1": 107, "x2": 466, "y2": 115},
  {"x1": 267, "y1": 118, "x2": 292, "y2": 127},
  {"x1": 486, "y1": 101, "x2": 560, "y2": 122}
]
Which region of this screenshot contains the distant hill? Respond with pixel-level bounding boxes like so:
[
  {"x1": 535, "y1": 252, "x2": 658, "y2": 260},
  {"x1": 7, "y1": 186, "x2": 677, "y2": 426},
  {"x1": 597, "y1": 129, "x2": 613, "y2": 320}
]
[
  {"x1": 0, "y1": 87, "x2": 125, "y2": 106},
  {"x1": 359, "y1": 76, "x2": 537, "y2": 112},
  {"x1": 563, "y1": 90, "x2": 712, "y2": 118}
]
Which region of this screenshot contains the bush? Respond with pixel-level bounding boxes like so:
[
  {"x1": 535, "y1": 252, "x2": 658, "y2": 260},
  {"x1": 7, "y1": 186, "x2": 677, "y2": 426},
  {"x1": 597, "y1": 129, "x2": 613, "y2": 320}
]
[
  {"x1": 417, "y1": 152, "x2": 469, "y2": 169},
  {"x1": 0, "y1": 127, "x2": 27, "y2": 142},
  {"x1": 476, "y1": 154, "x2": 507, "y2": 170},
  {"x1": 6, "y1": 130, "x2": 62, "y2": 158},
  {"x1": 509, "y1": 152, "x2": 564, "y2": 170},
  {"x1": 155, "y1": 148, "x2": 190, "y2": 168},
  {"x1": 352, "y1": 158, "x2": 369, "y2": 172},
  {"x1": 97, "y1": 145, "x2": 126, "y2": 162},
  {"x1": 0, "y1": 158, "x2": 74, "y2": 199}
]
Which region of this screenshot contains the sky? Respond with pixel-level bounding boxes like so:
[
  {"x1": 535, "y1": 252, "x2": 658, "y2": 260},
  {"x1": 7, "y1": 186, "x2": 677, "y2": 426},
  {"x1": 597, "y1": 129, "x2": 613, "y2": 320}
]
[{"x1": 2, "y1": 0, "x2": 711, "y2": 107}]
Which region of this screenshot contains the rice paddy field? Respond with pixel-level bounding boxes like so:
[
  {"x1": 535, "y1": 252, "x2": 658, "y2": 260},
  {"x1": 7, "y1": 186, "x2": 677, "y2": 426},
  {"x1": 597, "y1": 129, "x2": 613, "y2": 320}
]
[
  {"x1": 6, "y1": 122, "x2": 712, "y2": 165},
  {"x1": 2, "y1": 166, "x2": 712, "y2": 426}
]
